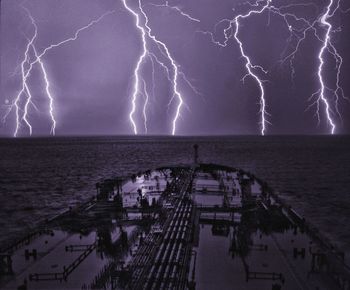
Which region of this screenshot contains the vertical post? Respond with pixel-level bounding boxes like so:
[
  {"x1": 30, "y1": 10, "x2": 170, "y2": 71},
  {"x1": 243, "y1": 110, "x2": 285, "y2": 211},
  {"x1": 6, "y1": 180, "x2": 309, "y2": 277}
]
[
  {"x1": 193, "y1": 144, "x2": 199, "y2": 165},
  {"x1": 96, "y1": 183, "x2": 100, "y2": 196},
  {"x1": 188, "y1": 250, "x2": 197, "y2": 289}
]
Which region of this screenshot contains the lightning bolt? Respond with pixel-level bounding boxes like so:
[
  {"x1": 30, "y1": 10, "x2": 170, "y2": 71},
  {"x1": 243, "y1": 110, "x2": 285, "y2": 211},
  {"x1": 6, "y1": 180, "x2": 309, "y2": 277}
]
[
  {"x1": 140, "y1": 0, "x2": 187, "y2": 136},
  {"x1": 199, "y1": 0, "x2": 272, "y2": 135},
  {"x1": 7, "y1": 1, "x2": 346, "y2": 136},
  {"x1": 309, "y1": 0, "x2": 341, "y2": 134},
  {"x1": 274, "y1": 3, "x2": 320, "y2": 83},
  {"x1": 5, "y1": 7, "x2": 114, "y2": 137},
  {"x1": 122, "y1": 0, "x2": 148, "y2": 135},
  {"x1": 122, "y1": 0, "x2": 200, "y2": 135},
  {"x1": 278, "y1": 0, "x2": 345, "y2": 134},
  {"x1": 33, "y1": 45, "x2": 56, "y2": 135},
  {"x1": 142, "y1": 79, "x2": 150, "y2": 133},
  {"x1": 234, "y1": 3, "x2": 272, "y2": 136},
  {"x1": 199, "y1": 0, "x2": 348, "y2": 135},
  {"x1": 275, "y1": 0, "x2": 347, "y2": 134},
  {"x1": 11, "y1": 8, "x2": 38, "y2": 137},
  {"x1": 148, "y1": 1, "x2": 201, "y2": 23}
]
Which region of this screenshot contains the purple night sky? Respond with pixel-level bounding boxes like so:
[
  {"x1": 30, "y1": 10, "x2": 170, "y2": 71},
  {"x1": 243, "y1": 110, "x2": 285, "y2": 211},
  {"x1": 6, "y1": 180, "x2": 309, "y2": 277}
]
[{"x1": 1, "y1": 0, "x2": 350, "y2": 136}]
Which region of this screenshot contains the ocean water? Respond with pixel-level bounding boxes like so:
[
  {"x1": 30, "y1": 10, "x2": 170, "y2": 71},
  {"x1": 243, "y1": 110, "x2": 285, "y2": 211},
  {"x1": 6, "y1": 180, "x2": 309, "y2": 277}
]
[{"x1": 0, "y1": 136, "x2": 349, "y2": 260}]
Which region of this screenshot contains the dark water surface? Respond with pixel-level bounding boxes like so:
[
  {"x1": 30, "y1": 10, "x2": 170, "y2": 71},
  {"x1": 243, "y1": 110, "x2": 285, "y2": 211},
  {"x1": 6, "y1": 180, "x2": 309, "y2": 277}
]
[{"x1": 0, "y1": 136, "x2": 349, "y2": 258}]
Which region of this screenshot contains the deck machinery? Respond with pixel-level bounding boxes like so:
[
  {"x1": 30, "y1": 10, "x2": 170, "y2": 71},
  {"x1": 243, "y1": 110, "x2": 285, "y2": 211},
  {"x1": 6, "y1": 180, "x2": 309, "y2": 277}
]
[{"x1": 0, "y1": 155, "x2": 349, "y2": 289}]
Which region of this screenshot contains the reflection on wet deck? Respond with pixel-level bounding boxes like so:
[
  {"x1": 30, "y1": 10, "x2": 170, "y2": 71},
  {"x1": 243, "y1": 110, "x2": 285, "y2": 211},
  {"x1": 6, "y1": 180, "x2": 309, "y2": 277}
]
[
  {"x1": 1, "y1": 224, "x2": 139, "y2": 289},
  {"x1": 0, "y1": 163, "x2": 349, "y2": 290}
]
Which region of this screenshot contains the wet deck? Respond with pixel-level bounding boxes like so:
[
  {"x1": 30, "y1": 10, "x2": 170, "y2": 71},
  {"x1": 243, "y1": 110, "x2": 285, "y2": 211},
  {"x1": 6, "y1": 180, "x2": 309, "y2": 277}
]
[{"x1": 0, "y1": 163, "x2": 349, "y2": 290}]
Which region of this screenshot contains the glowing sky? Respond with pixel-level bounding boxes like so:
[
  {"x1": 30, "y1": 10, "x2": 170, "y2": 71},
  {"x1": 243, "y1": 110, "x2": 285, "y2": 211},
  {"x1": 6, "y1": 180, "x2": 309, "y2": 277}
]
[{"x1": 1, "y1": 0, "x2": 350, "y2": 136}]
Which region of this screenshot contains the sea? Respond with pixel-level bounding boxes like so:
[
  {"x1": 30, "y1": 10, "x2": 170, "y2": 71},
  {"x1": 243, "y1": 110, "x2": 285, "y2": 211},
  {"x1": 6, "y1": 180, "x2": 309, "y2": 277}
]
[{"x1": 0, "y1": 136, "x2": 349, "y2": 263}]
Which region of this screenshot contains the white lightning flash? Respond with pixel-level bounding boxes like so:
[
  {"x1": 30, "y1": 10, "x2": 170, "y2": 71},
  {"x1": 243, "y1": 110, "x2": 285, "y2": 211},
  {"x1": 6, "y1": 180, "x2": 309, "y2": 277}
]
[
  {"x1": 139, "y1": 1, "x2": 183, "y2": 136},
  {"x1": 309, "y1": 0, "x2": 341, "y2": 134},
  {"x1": 32, "y1": 45, "x2": 56, "y2": 135},
  {"x1": 200, "y1": 0, "x2": 348, "y2": 135},
  {"x1": 10, "y1": 8, "x2": 38, "y2": 137},
  {"x1": 199, "y1": 0, "x2": 272, "y2": 135},
  {"x1": 148, "y1": 1, "x2": 201, "y2": 23},
  {"x1": 142, "y1": 79, "x2": 150, "y2": 133},
  {"x1": 277, "y1": 0, "x2": 346, "y2": 134},
  {"x1": 122, "y1": 0, "x2": 148, "y2": 134},
  {"x1": 122, "y1": 0, "x2": 200, "y2": 135},
  {"x1": 6, "y1": 8, "x2": 114, "y2": 137},
  {"x1": 234, "y1": 2, "x2": 272, "y2": 136}
]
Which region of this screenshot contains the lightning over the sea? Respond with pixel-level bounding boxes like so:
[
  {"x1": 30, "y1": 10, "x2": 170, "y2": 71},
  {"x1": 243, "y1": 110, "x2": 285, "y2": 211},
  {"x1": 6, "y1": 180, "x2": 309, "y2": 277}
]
[
  {"x1": 122, "y1": 0, "x2": 199, "y2": 135},
  {"x1": 199, "y1": 0, "x2": 348, "y2": 135},
  {"x1": 308, "y1": 0, "x2": 342, "y2": 134},
  {"x1": 199, "y1": 0, "x2": 272, "y2": 135},
  {"x1": 3, "y1": 0, "x2": 348, "y2": 137},
  {"x1": 5, "y1": 7, "x2": 114, "y2": 137}
]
